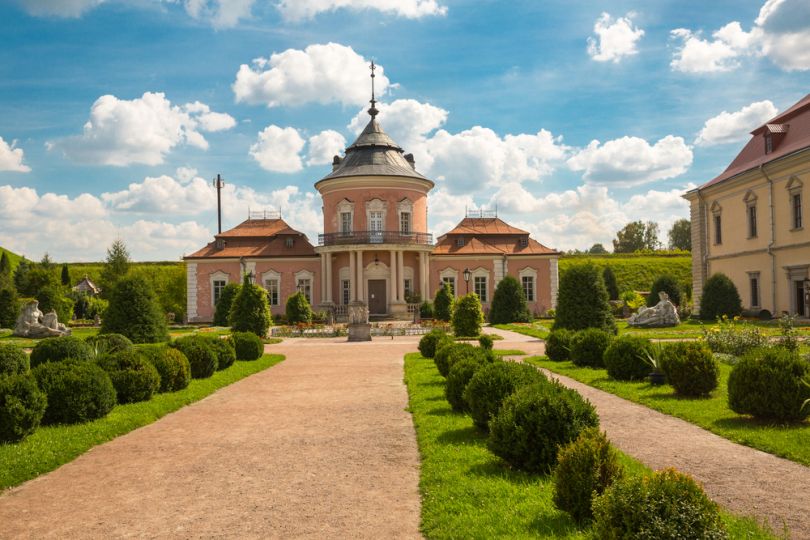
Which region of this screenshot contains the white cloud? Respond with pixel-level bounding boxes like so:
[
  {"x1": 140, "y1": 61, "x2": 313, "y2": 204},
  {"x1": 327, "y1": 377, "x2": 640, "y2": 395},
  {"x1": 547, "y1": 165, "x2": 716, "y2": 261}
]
[
  {"x1": 567, "y1": 135, "x2": 693, "y2": 187},
  {"x1": 756, "y1": 0, "x2": 810, "y2": 71},
  {"x1": 233, "y1": 43, "x2": 390, "y2": 108},
  {"x1": 0, "y1": 137, "x2": 31, "y2": 173},
  {"x1": 487, "y1": 182, "x2": 693, "y2": 252},
  {"x1": 695, "y1": 100, "x2": 778, "y2": 146},
  {"x1": 349, "y1": 99, "x2": 447, "y2": 146},
  {"x1": 276, "y1": 0, "x2": 446, "y2": 21},
  {"x1": 670, "y1": 23, "x2": 758, "y2": 73},
  {"x1": 16, "y1": 0, "x2": 104, "y2": 17},
  {"x1": 428, "y1": 188, "x2": 476, "y2": 219},
  {"x1": 587, "y1": 12, "x2": 645, "y2": 63},
  {"x1": 183, "y1": 0, "x2": 255, "y2": 28},
  {"x1": 102, "y1": 175, "x2": 214, "y2": 214},
  {"x1": 307, "y1": 130, "x2": 346, "y2": 166},
  {"x1": 175, "y1": 166, "x2": 198, "y2": 184},
  {"x1": 49, "y1": 92, "x2": 236, "y2": 166},
  {"x1": 249, "y1": 125, "x2": 306, "y2": 172}
]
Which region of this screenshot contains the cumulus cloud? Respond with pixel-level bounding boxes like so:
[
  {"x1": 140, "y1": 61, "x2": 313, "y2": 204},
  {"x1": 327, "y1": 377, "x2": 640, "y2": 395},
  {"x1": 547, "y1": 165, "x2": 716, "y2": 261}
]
[
  {"x1": 487, "y1": 183, "x2": 693, "y2": 252},
  {"x1": 249, "y1": 125, "x2": 306, "y2": 173},
  {"x1": 276, "y1": 0, "x2": 446, "y2": 21},
  {"x1": 16, "y1": 0, "x2": 104, "y2": 18},
  {"x1": 48, "y1": 92, "x2": 236, "y2": 166},
  {"x1": 587, "y1": 12, "x2": 645, "y2": 63},
  {"x1": 307, "y1": 130, "x2": 346, "y2": 166},
  {"x1": 183, "y1": 0, "x2": 255, "y2": 28},
  {"x1": 670, "y1": 23, "x2": 758, "y2": 73},
  {"x1": 0, "y1": 137, "x2": 31, "y2": 172},
  {"x1": 233, "y1": 43, "x2": 390, "y2": 108},
  {"x1": 756, "y1": 0, "x2": 810, "y2": 71},
  {"x1": 695, "y1": 100, "x2": 778, "y2": 146},
  {"x1": 567, "y1": 135, "x2": 693, "y2": 187}
]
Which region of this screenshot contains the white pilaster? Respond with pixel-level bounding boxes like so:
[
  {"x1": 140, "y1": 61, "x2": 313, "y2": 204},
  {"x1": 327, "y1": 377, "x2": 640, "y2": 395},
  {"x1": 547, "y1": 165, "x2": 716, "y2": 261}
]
[
  {"x1": 356, "y1": 250, "x2": 364, "y2": 302},
  {"x1": 186, "y1": 262, "x2": 197, "y2": 322},
  {"x1": 397, "y1": 250, "x2": 405, "y2": 302},
  {"x1": 550, "y1": 258, "x2": 559, "y2": 309},
  {"x1": 320, "y1": 253, "x2": 327, "y2": 303},
  {"x1": 390, "y1": 250, "x2": 397, "y2": 305},
  {"x1": 326, "y1": 253, "x2": 333, "y2": 303},
  {"x1": 349, "y1": 249, "x2": 357, "y2": 302}
]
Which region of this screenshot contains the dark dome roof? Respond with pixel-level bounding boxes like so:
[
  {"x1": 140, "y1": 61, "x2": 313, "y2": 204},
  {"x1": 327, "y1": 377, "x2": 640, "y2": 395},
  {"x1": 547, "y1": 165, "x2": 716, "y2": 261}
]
[{"x1": 317, "y1": 116, "x2": 430, "y2": 182}]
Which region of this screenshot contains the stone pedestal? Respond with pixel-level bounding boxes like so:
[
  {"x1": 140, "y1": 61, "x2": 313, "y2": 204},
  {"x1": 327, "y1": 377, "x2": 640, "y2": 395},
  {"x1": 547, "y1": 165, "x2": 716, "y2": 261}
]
[
  {"x1": 347, "y1": 323, "x2": 372, "y2": 342},
  {"x1": 389, "y1": 301, "x2": 408, "y2": 317}
]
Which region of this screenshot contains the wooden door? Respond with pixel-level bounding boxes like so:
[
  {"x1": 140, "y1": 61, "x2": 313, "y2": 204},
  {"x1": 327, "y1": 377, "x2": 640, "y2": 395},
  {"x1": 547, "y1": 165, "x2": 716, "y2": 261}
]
[{"x1": 368, "y1": 279, "x2": 387, "y2": 314}]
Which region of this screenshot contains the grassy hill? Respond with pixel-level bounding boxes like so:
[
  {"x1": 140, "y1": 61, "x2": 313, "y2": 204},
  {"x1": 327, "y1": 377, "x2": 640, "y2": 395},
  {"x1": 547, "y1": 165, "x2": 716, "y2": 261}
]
[
  {"x1": 559, "y1": 253, "x2": 692, "y2": 294},
  {"x1": 0, "y1": 246, "x2": 24, "y2": 273}
]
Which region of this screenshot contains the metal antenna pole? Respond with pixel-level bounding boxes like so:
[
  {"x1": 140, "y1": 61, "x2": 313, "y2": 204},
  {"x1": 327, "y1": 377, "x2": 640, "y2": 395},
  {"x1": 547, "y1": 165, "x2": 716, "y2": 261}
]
[{"x1": 213, "y1": 174, "x2": 225, "y2": 234}]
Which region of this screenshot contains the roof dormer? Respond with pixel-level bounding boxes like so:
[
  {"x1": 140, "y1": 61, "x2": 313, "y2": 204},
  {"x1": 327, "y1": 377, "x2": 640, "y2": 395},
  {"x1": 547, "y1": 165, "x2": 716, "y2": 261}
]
[{"x1": 764, "y1": 123, "x2": 789, "y2": 154}]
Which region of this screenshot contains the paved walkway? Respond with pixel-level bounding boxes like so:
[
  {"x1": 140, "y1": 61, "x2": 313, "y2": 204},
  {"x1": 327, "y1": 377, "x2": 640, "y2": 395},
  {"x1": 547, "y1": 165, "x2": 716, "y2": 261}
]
[{"x1": 0, "y1": 339, "x2": 421, "y2": 539}]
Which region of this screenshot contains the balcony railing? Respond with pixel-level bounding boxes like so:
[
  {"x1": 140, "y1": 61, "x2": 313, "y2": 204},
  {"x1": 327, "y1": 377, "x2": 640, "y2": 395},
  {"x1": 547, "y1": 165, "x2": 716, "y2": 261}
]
[{"x1": 318, "y1": 230, "x2": 433, "y2": 246}]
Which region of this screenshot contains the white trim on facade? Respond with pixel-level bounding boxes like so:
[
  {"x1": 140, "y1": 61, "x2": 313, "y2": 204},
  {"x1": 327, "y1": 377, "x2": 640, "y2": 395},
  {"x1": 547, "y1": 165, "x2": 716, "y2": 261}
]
[{"x1": 186, "y1": 263, "x2": 197, "y2": 321}]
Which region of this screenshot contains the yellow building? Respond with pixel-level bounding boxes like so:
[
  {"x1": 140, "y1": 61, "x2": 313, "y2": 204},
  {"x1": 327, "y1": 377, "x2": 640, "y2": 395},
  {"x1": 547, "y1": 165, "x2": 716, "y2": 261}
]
[{"x1": 685, "y1": 94, "x2": 810, "y2": 318}]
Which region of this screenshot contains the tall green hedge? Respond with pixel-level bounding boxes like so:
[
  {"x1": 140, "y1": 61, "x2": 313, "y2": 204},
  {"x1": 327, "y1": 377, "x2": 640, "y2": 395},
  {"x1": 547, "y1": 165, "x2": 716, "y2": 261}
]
[
  {"x1": 433, "y1": 282, "x2": 454, "y2": 322},
  {"x1": 213, "y1": 283, "x2": 240, "y2": 327},
  {"x1": 285, "y1": 291, "x2": 313, "y2": 324},
  {"x1": 452, "y1": 293, "x2": 484, "y2": 337},
  {"x1": 647, "y1": 275, "x2": 682, "y2": 307},
  {"x1": 229, "y1": 274, "x2": 271, "y2": 338},
  {"x1": 554, "y1": 263, "x2": 616, "y2": 334},
  {"x1": 489, "y1": 276, "x2": 530, "y2": 324},
  {"x1": 101, "y1": 276, "x2": 169, "y2": 343},
  {"x1": 699, "y1": 273, "x2": 742, "y2": 320}
]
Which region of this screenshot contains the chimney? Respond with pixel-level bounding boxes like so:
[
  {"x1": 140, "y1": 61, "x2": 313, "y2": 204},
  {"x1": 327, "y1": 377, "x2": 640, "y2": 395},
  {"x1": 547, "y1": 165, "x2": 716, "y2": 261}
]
[{"x1": 332, "y1": 155, "x2": 343, "y2": 171}]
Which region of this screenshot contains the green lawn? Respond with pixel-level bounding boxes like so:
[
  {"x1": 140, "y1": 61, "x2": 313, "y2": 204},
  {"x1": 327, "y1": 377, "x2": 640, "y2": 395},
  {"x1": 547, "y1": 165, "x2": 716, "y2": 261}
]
[
  {"x1": 0, "y1": 353, "x2": 284, "y2": 491},
  {"x1": 404, "y1": 353, "x2": 774, "y2": 539},
  {"x1": 0, "y1": 327, "x2": 100, "y2": 348},
  {"x1": 525, "y1": 357, "x2": 810, "y2": 467},
  {"x1": 492, "y1": 321, "x2": 551, "y2": 340}
]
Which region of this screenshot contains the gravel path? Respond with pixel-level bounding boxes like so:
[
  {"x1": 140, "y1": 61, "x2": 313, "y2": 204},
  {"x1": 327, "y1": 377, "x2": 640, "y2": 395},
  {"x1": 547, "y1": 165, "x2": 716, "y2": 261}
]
[{"x1": 0, "y1": 338, "x2": 421, "y2": 539}]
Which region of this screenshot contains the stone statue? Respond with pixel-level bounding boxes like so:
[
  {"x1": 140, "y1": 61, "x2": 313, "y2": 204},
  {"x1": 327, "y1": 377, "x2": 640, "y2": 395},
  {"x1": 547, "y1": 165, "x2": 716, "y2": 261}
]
[
  {"x1": 627, "y1": 291, "x2": 680, "y2": 328},
  {"x1": 348, "y1": 302, "x2": 370, "y2": 325},
  {"x1": 13, "y1": 300, "x2": 72, "y2": 338},
  {"x1": 347, "y1": 301, "x2": 371, "y2": 342}
]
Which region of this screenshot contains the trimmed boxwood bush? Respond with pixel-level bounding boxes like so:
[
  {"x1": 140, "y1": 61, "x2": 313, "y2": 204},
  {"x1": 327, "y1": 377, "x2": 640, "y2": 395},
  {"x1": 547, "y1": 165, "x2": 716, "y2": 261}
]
[
  {"x1": 647, "y1": 274, "x2": 682, "y2": 307},
  {"x1": 699, "y1": 273, "x2": 742, "y2": 321},
  {"x1": 0, "y1": 373, "x2": 47, "y2": 443},
  {"x1": 445, "y1": 356, "x2": 492, "y2": 412},
  {"x1": 488, "y1": 381, "x2": 600, "y2": 473},
  {"x1": 433, "y1": 282, "x2": 454, "y2": 322},
  {"x1": 96, "y1": 350, "x2": 160, "y2": 403},
  {"x1": 660, "y1": 342, "x2": 719, "y2": 397},
  {"x1": 30, "y1": 336, "x2": 93, "y2": 368},
  {"x1": 464, "y1": 361, "x2": 547, "y2": 430},
  {"x1": 85, "y1": 333, "x2": 133, "y2": 355},
  {"x1": 101, "y1": 275, "x2": 169, "y2": 343},
  {"x1": 478, "y1": 334, "x2": 494, "y2": 350},
  {"x1": 592, "y1": 468, "x2": 727, "y2": 539},
  {"x1": 434, "y1": 342, "x2": 467, "y2": 378},
  {"x1": 138, "y1": 345, "x2": 191, "y2": 393},
  {"x1": 545, "y1": 329, "x2": 574, "y2": 362},
  {"x1": 229, "y1": 274, "x2": 272, "y2": 338},
  {"x1": 553, "y1": 428, "x2": 623, "y2": 525},
  {"x1": 418, "y1": 329, "x2": 451, "y2": 359},
  {"x1": 452, "y1": 293, "x2": 484, "y2": 337},
  {"x1": 603, "y1": 267, "x2": 619, "y2": 301},
  {"x1": 213, "y1": 282, "x2": 240, "y2": 326},
  {"x1": 489, "y1": 275, "x2": 530, "y2": 324},
  {"x1": 33, "y1": 360, "x2": 116, "y2": 424},
  {"x1": 230, "y1": 331, "x2": 264, "y2": 361},
  {"x1": 199, "y1": 336, "x2": 236, "y2": 371},
  {"x1": 603, "y1": 335, "x2": 654, "y2": 381},
  {"x1": 0, "y1": 343, "x2": 29, "y2": 375},
  {"x1": 553, "y1": 262, "x2": 616, "y2": 334},
  {"x1": 169, "y1": 336, "x2": 218, "y2": 379},
  {"x1": 435, "y1": 342, "x2": 495, "y2": 379},
  {"x1": 285, "y1": 291, "x2": 313, "y2": 325},
  {"x1": 570, "y1": 328, "x2": 612, "y2": 368},
  {"x1": 728, "y1": 347, "x2": 810, "y2": 422}
]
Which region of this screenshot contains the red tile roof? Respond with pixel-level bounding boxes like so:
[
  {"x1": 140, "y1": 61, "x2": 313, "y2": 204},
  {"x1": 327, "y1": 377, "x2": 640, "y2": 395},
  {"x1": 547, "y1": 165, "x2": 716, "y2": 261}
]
[
  {"x1": 442, "y1": 217, "x2": 529, "y2": 236},
  {"x1": 701, "y1": 93, "x2": 810, "y2": 190},
  {"x1": 433, "y1": 217, "x2": 558, "y2": 256},
  {"x1": 185, "y1": 218, "x2": 317, "y2": 259}
]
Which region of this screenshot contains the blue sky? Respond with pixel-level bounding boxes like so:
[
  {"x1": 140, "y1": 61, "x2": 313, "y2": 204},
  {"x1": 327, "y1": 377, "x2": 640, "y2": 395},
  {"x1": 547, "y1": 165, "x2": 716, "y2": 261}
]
[{"x1": 1, "y1": 0, "x2": 809, "y2": 261}]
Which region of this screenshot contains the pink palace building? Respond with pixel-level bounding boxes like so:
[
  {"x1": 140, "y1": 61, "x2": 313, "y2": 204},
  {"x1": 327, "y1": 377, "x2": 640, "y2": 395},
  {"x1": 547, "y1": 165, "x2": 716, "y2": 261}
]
[{"x1": 184, "y1": 85, "x2": 560, "y2": 322}]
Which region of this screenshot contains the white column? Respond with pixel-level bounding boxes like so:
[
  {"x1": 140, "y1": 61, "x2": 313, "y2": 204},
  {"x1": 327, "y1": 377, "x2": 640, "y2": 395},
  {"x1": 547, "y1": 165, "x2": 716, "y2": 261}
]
[
  {"x1": 389, "y1": 250, "x2": 397, "y2": 305},
  {"x1": 326, "y1": 253, "x2": 333, "y2": 303},
  {"x1": 397, "y1": 250, "x2": 405, "y2": 302},
  {"x1": 319, "y1": 253, "x2": 326, "y2": 303},
  {"x1": 349, "y1": 250, "x2": 357, "y2": 302},
  {"x1": 356, "y1": 250, "x2": 364, "y2": 302},
  {"x1": 186, "y1": 263, "x2": 197, "y2": 322},
  {"x1": 421, "y1": 251, "x2": 430, "y2": 301}
]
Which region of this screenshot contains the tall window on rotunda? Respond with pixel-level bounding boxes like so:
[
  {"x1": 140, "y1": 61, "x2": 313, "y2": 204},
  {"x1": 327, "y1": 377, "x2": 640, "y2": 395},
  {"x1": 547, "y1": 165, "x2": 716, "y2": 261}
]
[
  {"x1": 400, "y1": 212, "x2": 411, "y2": 234},
  {"x1": 341, "y1": 212, "x2": 352, "y2": 235}
]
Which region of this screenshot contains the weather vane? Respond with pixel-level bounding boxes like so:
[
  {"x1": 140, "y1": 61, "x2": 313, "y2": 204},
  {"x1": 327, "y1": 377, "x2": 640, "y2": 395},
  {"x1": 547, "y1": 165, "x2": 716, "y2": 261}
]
[{"x1": 368, "y1": 60, "x2": 378, "y2": 118}]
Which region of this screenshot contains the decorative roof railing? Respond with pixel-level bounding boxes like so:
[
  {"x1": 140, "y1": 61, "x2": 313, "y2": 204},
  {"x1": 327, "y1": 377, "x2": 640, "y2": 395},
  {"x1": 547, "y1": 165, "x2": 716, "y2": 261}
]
[{"x1": 318, "y1": 230, "x2": 433, "y2": 247}]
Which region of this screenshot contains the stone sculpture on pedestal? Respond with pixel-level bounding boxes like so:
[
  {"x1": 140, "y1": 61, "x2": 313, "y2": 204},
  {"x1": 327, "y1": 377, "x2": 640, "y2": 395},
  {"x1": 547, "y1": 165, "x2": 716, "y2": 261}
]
[
  {"x1": 347, "y1": 301, "x2": 371, "y2": 342},
  {"x1": 13, "y1": 300, "x2": 72, "y2": 338},
  {"x1": 627, "y1": 291, "x2": 680, "y2": 328}
]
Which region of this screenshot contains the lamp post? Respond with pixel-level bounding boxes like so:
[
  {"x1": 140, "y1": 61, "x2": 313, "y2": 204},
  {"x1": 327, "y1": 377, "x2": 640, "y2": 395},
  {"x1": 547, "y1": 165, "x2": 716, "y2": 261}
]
[{"x1": 463, "y1": 268, "x2": 471, "y2": 295}]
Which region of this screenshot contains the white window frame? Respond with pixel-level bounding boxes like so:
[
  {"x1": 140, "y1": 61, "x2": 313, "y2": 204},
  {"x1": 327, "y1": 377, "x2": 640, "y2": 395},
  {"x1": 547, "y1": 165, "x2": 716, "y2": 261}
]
[
  {"x1": 519, "y1": 267, "x2": 537, "y2": 303},
  {"x1": 397, "y1": 198, "x2": 413, "y2": 235},
  {"x1": 294, "y1": 269, "x2": 314, "y2": 304},
  {"x1": 743, "y1": 191, "x2": 757, "y2": 239},
  {"x1": 710, "y1": 201, "x2": 722, "y2": 245},
  {"x1": 366, "y1": 199, "x2": 387, "y2": 243},
  {"x1": 341, "y1": 279, "x2": 351, "y2": 305},
  {"x1": 209, "y1": 270, "x2": 230, "y2": 308},
  {"x1": 748, "y1": 272, "x2": 761, "y2": 309},
  {"x1": 337, "y1": 198, "x2": 354, "y2": 236},
  {"x1": 471, "y1": 267, "x2": 490, "y2": 303},
  {"x1": 439, "y1": 267, "x2": 458, "y2": 296},
  {"x1": 262, "y1": 269, "x2": 281, "y2": 306}
]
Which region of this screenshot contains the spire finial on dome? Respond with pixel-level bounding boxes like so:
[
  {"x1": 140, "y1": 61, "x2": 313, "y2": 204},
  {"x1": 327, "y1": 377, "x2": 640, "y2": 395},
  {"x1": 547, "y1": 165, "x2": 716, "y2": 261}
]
[{"x1": 368, "y1": 59, "x2": 379, "y2": 118}]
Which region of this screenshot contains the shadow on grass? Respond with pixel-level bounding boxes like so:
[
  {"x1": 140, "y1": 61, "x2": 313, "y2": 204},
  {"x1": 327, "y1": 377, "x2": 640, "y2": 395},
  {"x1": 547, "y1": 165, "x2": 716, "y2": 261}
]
[
  {"x1": 435, "y1": 425, "x2": 484, "y2": 444},
  {"x1": 529, "y1": 511, "x2": 582, "y2": 537},
  {"x1": 644, "y1": 391, "x2": 714, "y2": 402},
  {"x1": 426, "y1": 407, "x2": 456, "y2": 417},
  {"x1": 712, "y1": 416, "x2": 808, "y2": 431},
  {"x1": 466, "y1": 457, "x2": 540, "y2": 482}
]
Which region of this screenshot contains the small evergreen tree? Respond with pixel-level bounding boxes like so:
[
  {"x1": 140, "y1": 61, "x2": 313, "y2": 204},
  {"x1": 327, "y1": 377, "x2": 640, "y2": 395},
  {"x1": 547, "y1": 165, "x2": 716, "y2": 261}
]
[
  {"x1": 12, "y1": 260, "x2": 30, "y2": 295},
  {"x1": 229, "y1": 274, "x2": 272, "y2": 337},
  {"x1": 554, "y1": 262, "x2": 616, "y2": 333},
  {"x1": 647, "y1": 275, "x2": 682, "y2": 307},
  {"x1": 0, "y1": 252, "x2": 11, "y2": 286},
  {"x1": 36, "y1": 286, "x2": 74, "y2": 323},
  {"x1": 213, "y1": 283, "x2": 241, "y2": 326},
  {"x1": 603, "y1": 267, "x2": 619, "y2": 301},
  {"x1": 101, "y1": 275, "x2": 169, "y2": 343},
  {"x1": 452, "y1": 293, "x2": 484, "y2": 337},
  {"x1": 699, "y1": 273, "x2": 742, "y2": 320},
  {"x1": 0, "y1": 287, "x2": 19, "y2": 328},
  {"x1": 285, "y1": 291, "x2": 313, "y2": 324},
  {"x1": 489, "y1": 276, "x2": 530, "y2": 324},
  {"x1": 433, "y1": 282, "x2": 454, "y2": 322},
  {"x1": 61, "y1": 263, "x2": 70, "y2": 286},
  {"x1": 100, "y1": 239, "x2": 131, "y2": 297}
]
